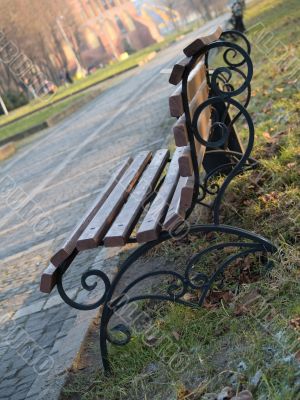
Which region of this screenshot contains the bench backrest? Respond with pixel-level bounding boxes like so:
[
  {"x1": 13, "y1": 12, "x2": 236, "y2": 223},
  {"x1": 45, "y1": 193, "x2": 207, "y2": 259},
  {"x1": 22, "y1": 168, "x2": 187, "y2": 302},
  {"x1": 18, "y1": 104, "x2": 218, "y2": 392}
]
[
  {"x1": 170, "y1": 58, "x2": 211, "y2": 178},
  {"x1": 168, "y1": 27, "x2": 223, "y2": 180}
]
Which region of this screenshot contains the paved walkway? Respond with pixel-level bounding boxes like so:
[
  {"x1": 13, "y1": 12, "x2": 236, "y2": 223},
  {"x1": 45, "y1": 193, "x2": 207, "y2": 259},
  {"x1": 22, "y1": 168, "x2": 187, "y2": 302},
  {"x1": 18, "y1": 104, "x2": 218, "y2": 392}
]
[{"x1": 0, "y1": 16, "x2": 226, "y2": 400}]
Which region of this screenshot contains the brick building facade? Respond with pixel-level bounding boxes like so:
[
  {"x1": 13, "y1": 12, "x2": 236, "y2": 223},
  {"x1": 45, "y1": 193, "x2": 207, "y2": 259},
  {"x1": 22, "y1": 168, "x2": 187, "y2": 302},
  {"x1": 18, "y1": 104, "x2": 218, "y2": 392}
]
[{"x1": 65, "y1": 0, "x2": 162, "y2": 70}]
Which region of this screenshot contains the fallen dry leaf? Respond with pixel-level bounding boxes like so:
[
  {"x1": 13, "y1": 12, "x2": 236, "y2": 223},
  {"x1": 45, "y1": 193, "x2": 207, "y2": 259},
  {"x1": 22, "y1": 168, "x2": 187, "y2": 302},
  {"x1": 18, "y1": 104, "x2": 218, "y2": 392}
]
[
  {"x1": 172, "y1": 331, "x2": 181, "y2": 341},
  {"x1": 183, "y1": 292, "x2": 198, "y2": 302},
  {"x1": 262, "y1": 131, "x2": 276, "y2": 143},
  {"x1": 290, "y1": 317, "x2": 300, "y2": 331},
  {"x1": 177, "y1": 386, "x2": 191, "y2": 400},
  {"x1": 234, "y1": 304, "x2": 248, "y2": 316},
  {"x1": 275, "y1": 87, "x2": 284, "y2": 93}
]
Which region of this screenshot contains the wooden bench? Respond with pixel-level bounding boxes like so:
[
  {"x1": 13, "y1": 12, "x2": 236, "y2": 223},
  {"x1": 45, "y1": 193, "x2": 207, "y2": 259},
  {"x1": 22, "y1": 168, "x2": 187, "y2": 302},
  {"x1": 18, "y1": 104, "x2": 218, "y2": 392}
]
[{"x1": 40, "y1": 27, "x2": 276, "y2": 373}]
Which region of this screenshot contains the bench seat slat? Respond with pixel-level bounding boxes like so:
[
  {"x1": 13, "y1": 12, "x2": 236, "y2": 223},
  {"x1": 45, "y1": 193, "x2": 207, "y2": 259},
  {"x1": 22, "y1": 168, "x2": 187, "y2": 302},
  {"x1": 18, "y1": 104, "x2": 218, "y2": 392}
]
[
  {"x1": 40, "y1": 264, "x2": 57, "y2": 294},
  {"x1": 77, "y1": 151, "x2": 152, "y2": 250},
  {"x1": 50, "y1": 157, "x2": 132, "y2": 268},
  {"x1": 40, "y1": 250, "x2": 78, "y2": 294},
  {"x1": 136, "y1": 147, "x2": 185, "y2": 243},
  {"x1": 163, "y1": 175, "x2": 194, "y2": 231},
  {"x1": 104, "y1": 149, "x2": 170, "y2": 247}
]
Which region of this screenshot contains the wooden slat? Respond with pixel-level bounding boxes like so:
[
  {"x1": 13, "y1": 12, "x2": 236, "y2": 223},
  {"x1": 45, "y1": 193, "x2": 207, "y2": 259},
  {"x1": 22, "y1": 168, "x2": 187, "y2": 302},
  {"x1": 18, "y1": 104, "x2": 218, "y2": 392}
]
[
  {"x1": 50, "y1": 157, "x2": 132, "y2": 268},
  {"x1": 136, "y1": 148, "x2": 185, "y2": 243},
  {"x1": 178, "y1": 116, "x2": 212, "y2": 177},
  {"x1": 173, "y1": 115, "x2": 189, "y2": 146},
  {"x1": 183, "y1": 26, "x2": 223, "y2": 57},
  {"x1": 41, "y1": 249, "x2": 78, "y2": 294},
  {"x1": 40, "y1": 263, "x2": 59, "y2": 294},
  {"x1": 169, "y1": 62, "x2": 206, "y2": 117},
  {"x1": 169, "y1": 85, "x2": 184, "y2": 117},
  {"x1": 178, "y1": 146, "x2": 193, "y2": 177},
  {"x1": 173, "y1": 80, "x2": 210, "y2": 148},
  {"x1": 189, "y1": 80, "x2": 209, "y2": 117},
  {"x1": 104, "y1": 149, "x2": 170, "y2": 247},
  {"x1": 163, "y1": 175, "x2": 194, "y2": 231},
  {"x1": 77, "y1": 151, "x2": 152, "y2": 250},
  {"x1": 187, "y1": 61, "x2": 206, "y2": 100},
  {"x1": 180, "y1": 175, "x2": 195, "y2": 210},
  {"x1": 169, "y1": 56, "x2": 191, "y2": 85}
]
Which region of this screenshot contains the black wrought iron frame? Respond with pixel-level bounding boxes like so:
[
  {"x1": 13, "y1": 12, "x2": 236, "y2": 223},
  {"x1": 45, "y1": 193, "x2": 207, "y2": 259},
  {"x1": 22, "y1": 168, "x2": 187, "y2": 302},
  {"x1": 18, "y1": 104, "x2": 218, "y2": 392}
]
[{"x1": 55, "y1": 30, "x2": 277, "y2": 374}]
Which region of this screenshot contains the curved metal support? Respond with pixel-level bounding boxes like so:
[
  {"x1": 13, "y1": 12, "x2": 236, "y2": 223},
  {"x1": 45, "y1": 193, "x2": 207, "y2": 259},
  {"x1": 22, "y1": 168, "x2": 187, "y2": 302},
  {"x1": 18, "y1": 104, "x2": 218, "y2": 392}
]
[
  {"x1": 220, "y1": 30, "x2": 251, "y2": 55},
  {"x1": 204, "y1": 40, "x2": 253, "y2": 97},
  {"x1": 182, "y1": 38, "x2": 255, "y2": 220},
  {"x1": 192, "y1": 96, "x2": 255, "y2": 223},
  {"x1": 56, "y1": 267, "x2": 111, "y2": 311},
  {"x1": 99, "y1": 224, "x2": 277, "y2": 373}
]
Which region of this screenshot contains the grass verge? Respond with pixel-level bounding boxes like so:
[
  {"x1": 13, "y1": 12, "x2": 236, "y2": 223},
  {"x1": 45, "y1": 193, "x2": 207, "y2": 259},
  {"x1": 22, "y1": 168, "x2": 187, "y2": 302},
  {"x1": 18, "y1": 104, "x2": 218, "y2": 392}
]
[
  {"x1": 0, "y1": 89, "x2": 102, "y2": 143},
  {"x1": 60, "y1": 1, "x2": 300, "y2": 399}
]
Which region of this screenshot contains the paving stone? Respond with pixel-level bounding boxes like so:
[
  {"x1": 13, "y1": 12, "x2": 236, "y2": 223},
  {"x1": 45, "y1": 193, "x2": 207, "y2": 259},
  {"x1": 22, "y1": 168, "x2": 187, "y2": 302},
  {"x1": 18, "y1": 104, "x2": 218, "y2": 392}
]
[
  {"x1": 11, "y1": 388, "x2": 30, "y2": 400},
  {"x1": 43, "y1": 294, "x2": 66, "y2": 310},
  {"x1": 0, "y1": 382, "x2": 18, "y2": 397},
  {"x1": 13, "y1": 301, "x2": 45, "y2": 320},
  {"x1": 55, "y1": 316, "x2": 77, "y2": 340}
]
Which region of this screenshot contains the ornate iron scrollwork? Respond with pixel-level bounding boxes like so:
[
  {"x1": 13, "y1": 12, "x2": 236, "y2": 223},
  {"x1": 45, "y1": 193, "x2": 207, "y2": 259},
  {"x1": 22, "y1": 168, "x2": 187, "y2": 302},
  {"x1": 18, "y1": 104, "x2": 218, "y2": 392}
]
[
  {"x1": 180, "y1": 33, "x2": 256, "y2": 224},
  {"x1": 56, "y1": 268, "x2": 111, "y2": 311},
  {"x1": 97, "y1": 225, "x2": 276, "y2": 372}
]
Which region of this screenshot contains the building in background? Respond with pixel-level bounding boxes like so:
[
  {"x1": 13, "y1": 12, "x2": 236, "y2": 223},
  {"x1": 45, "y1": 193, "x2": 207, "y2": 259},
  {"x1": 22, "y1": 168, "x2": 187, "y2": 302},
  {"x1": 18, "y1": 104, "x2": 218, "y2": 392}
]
[
  {"x1": 64, "y1": 0, "x2": 163, "y2": 71},
  {"x1": 134, "y1": 0, "x2": 181, "y2": 35}
]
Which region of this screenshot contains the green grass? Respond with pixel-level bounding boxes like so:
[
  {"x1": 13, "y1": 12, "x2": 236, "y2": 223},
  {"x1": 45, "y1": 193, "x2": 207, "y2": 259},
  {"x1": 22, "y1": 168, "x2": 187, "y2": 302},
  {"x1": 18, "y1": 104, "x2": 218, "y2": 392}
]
[
  {"x1": 0, "y1": 90, "x2": 96, "y2": 142},
  {"x1": 61, "y1": 1, "x2": 300, "y2": 399}
]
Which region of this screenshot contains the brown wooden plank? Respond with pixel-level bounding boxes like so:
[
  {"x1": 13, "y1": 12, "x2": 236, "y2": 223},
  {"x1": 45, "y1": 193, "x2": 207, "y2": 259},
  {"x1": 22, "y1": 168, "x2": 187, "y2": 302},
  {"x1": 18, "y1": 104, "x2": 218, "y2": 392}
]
[
  {"x1": 178, "y1": 146, "x2": 193, "y2": 177},
  {"x1": 173, "y1": 115, "x2": 189, "y2": 146},
  {"x1": 187, "y1": 61, "x2": 206, "y2": 100},
  {"x1": 169, "y1": 56, "x2": 191, "y2": 85},
  {"x1": 169, "y1": 85, "x2": 183, "y2": 117},
  {"x1": 136, "y1": 148, "x2": 185, "y2": 243},
  {"x1": 169, "y1": 62, "x2": 206, "y2": 117},
  {"x1": 172, "y1": 77, "x2": 210, "y2": 148},
  {"x1": 50, "y1": 157, "x2": 132, "y2": 268},
  {"x1": 178, "y1": 115, "x2": 212, "y2": 177},
  {"x1": 77, "y1": 151, "x2": 152, "y2": 250},
  {"x1": 104, "y1": 149, "x2": 170, "y2": 247},
  {"x1": 163, "y1": 175, "x2": 194, "y2": 231},
  {"x1": 180, "y1": 175, "x2": 195, "y2": 209},
  {"x1": 40, "y1": 264, "x2": 58, "y2": 294},
  {"x1": 183, "y1": 26, "x2": 223, "y2": 57},
  {"x1": 40, "y1": 249, "x2": 78, "y2": 294}
]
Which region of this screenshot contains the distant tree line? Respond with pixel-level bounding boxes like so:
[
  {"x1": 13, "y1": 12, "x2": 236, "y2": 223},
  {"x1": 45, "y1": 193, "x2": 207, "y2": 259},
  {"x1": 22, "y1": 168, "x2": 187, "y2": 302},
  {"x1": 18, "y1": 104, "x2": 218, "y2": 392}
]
[{"x1": 0, "y1": 0, "x2": 81, "y2": 103}]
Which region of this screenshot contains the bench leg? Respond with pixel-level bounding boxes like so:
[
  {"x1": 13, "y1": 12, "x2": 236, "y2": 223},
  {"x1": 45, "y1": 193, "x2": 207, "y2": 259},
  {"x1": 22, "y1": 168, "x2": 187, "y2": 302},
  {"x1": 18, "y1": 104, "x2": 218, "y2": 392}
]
[{"x1": 98, "y1": 224, "x2": 277, "y2": 374}]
